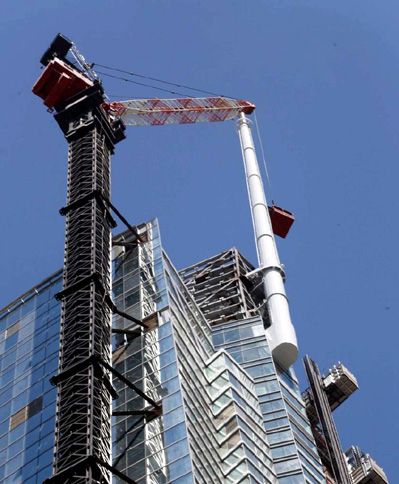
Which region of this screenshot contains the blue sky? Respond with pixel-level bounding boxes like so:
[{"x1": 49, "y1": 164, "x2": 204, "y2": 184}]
[{"x1": 1, "y1": 1, "x2": 397, "y2": 479}]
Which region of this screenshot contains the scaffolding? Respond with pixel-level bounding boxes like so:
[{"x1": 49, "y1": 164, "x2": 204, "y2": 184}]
[{"x1": 180, "y1": 248, "x2": 266, "y2": 326}]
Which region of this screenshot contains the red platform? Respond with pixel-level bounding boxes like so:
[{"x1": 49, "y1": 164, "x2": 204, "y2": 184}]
[
  {"x1": 32, "y1": 58, "x2": 93, "y2": 109},
  {"x1": 268, "y1": 205, "x2": 295, "y2": 238}
]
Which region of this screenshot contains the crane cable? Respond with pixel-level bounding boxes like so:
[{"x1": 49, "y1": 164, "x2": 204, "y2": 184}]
[
  {"x1": 93, "y1": 62, "x2": 235, "y2": 99},
  {"x1": 253, "y1": 111, "x2": 273, "y2": 194},
  {"x1": 93, "y1": 62, "x2": 273, "y2": 194},
  {"x1": 95, "y1": 70, "x2": 190, "y2": 97}
]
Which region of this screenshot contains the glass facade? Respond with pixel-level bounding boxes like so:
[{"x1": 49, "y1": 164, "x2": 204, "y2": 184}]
[
  {"x1": 0, "y1": 272, "x2": 62, "y2": 483},
  {"x1": 204, "y1": 350, "x2": 275, "y2": 482},
  {"x1": 0, "y1": 218, "x2": 325, "y2": 483},
  {"x1": 164, "y1": 251, "x2": 276, "y2": 483},
  {"x1": 111, "y1": 220, "x2": 193, "y2": 483},
  {"x1": 213, "y1": 317, "x2": 325, "y2": 484}
]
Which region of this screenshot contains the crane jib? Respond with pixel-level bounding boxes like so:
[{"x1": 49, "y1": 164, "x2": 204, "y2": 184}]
[{"x1": 102, "y1": 97, "x2": 255, "y2": 126}]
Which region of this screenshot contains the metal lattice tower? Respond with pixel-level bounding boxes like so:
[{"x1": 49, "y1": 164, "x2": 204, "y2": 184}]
[{"x1": 45, "y1": 84, "x2": 125, "y2": 482}]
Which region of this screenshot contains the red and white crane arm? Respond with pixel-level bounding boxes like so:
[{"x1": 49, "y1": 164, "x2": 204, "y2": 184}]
[{"x1": 102, "y1": 97, "x2": 255, "y2": 126}]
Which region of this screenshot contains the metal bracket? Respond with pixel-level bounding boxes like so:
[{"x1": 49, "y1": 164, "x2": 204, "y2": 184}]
[
  {"x1": 101, "y1": 359, "x2": 161, "y2": 410},
  {"x1": 59, "y1": 188, "x2": 117, "y2": 228},
  {"x1": 105, "y1": 294, "x2": 148, "y2": 329},
  {"x1": 43, "y1": 454, "x2": 138, "y2": 484},
  {"x1": 54, "y1": 271, "x2": 105, "y2": 301},
  {"x1": 113, "y1": 406, "x2": 162, "y2": 421},
  {"x1": 245, "y1": 264, "x2": 286, "y2": 279},
  {"x1": 50, "y1": 354, "x2": 119, "y2": 400}
]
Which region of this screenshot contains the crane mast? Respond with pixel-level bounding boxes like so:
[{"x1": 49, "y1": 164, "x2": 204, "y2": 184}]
[
  {"x1": 33, "y1": 35, "x2": 125, "y2": 484},
  {"x1": 33, "y1": 33, "x2": 298, "y2": 484}
]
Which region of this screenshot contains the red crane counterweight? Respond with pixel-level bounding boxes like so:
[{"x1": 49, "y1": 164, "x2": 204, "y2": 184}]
[{"x1": 32, "y1": 57, "x2": 94, "y2": 109}]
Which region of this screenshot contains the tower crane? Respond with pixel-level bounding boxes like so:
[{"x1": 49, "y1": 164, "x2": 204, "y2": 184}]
[
  {"x1": 33, "y1": 32, "x2": 299, "y2": 376},
  {"x1": 33, "y1": 33, "x2": 298, "y2": 484}
]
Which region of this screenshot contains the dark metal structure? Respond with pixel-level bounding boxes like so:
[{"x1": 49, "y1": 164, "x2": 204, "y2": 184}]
[
  {"x1": 180, "y1": 248, "x2": 266, "y2": 326},
  {"x1": 303, "y1": 355, "x2": 352, "y2": 484},
  {"x1": 34, "y1": 35, "x2": 126, "y2": 483},
  {"x1": 345, "y1": 446, "x2": 388, "y2": 484},
  {"x1": 52, "y1": 88, "x2": 124, "y2": 483}
]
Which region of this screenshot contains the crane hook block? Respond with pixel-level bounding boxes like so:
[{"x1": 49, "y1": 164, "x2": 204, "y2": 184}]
[
  {"x1": 32, "y1": 57, "x2": 93, "y2": 110},
  {"x1": 268, "y1": 205, "x2": 295, "y2": 238}
]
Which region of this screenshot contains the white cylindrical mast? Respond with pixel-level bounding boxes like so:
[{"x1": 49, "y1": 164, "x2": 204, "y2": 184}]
[{"x1": 237, "y1": 113, "x2": 298, "y2": 369}]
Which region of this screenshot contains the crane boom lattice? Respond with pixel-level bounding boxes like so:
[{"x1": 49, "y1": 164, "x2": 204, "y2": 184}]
[{"x1": 103, "y1": 97, "x2": 255, "y2": 126}]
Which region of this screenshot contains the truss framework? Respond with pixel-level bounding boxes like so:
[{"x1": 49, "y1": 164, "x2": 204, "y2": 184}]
[
  {"x1": 103, "y1": 97, "x2": 255, "y2": 127},
  {"x1": 44, "y1": 85, "x2": 126, "y2": 483},
  {"x1": 180, "y1": 248, "x2": 266, "y2": 326}
]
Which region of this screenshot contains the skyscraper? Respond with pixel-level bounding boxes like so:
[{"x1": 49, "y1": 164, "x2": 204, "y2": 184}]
[
  {"x1": 0, "y1": 219, "x2": 388, "y2": 483},
  {"x1": 181, "y1": 248, "x2": 325, "y2": 482}
]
